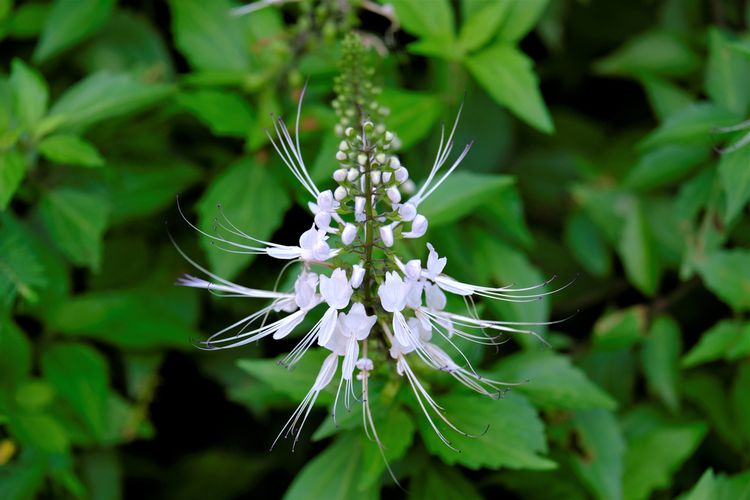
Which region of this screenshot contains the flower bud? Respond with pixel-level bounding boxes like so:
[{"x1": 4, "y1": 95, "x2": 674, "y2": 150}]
[
  {"x1": 347, "y1": 168, "x2": 359, "y2": 182},
  {"x1": 386, "y1": 187, "x2": 401, "y2": 204},
  {"x1": 382, "y1": 171, "x2": 392, "y2": 183},
  {"x1": 370, "y1": 170, "x2": 381, "y2": 185},
  {"x1": 375, "y1": 153, "x2": 386, "y2": 164},
  {"x1": 333, "y1": 168, "x2": 347, "y2": 182},
  {"x1": 356, "y1": 357, "x2": 373, "y2": 371},
  {"x1": 317, "y1": 190, "x2": 335, "y2": 212},
  {"x1": 341, "y1": 223, "x2": 357, "y2": 245},
  {"x1": 354, "y1": 196, "x2": 365, "y2": 215},
  {"x1": 357, "y1": 153, "x2": 367, "y2": 165},
  {"x1": 398, "y1": 203, "x2": 417, "y2": 221},
  {"x1": 385, "y1": 131, "x2": 394, "y2": 142},
  {"x1": 335, "y1": 151, "x2": 347, "y2": 161},
  {"x1": 405, "y1": 259, "x2": 421, "y2": 280},
  {"x1": 345, "y1": 127, "x2": 355, "y2": 137},
  {"x1": 405, "y1": 214, "x2": 428, "y2": 238},
  {"x1": 334, "y1": 186, "x2": 348, "y2": 201},
  {"x1": 339, "y1": 141, "x2": 349, "y2": 151},
  {"x1": 395, "y1": 167, "x2": 409, "y2": 183},
  {"x1": 379, "y1": 225, "x2": 394, "y2": 247},
  {"x1": 389, "y1": 156, "x2": 401, "y2": 168},
  {"x1": 401, "y1": 179, "x2": 416, "y2": 194},
  {"x1": 350, "y1": 264, "x2": 365, "y2": 288}
]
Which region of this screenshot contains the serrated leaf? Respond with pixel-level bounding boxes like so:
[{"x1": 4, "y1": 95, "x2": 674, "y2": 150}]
[
  {"x1": 641, "y1": 316, "x2": 681, "y2": 411},
  {"x1": 0, "y1": 215, "x2": 46, "y2": 307},
  {"x1": 467, "y1": 43, "x2": 553, "y2": 133},
  {"x1": 0, "y1": 150, "x2": 26, "y2": 211},
  {"x1": 493, "y1": 351, "x2": 617, "y2": 410},
  {"x1": 495, "y1": 0, "x2": 549, "y2": 42},
  {"x1": 419, "y1": 171, "x2": 514, "y2": 226},
  {"x1": 49, "y1": 72, "x2": 173, "y2": 132},
  {"x1": 417, "y1": 391, "x2": 555, "y2": 470},
  {"x1": 594, "y1": 30, "x2": 700, "y2": 78},
  {"x1": 38, "y1": 134, "x2": 105, "y2": 167},
  {"x1": 9, "y1": 58, "x2": 48, "y2": 128},
  {"x1": 390, "y1": 0, "x2": 454, "y2": 41},
  {"x1": 718, "y1": 144, "x2": 750, "y2": 225},
  {"x1": 33, "y1": 0, "x2": 114, "y2": 63},
  {"x1": 571, "y1": 409, "x2": 625, "y2": 500},
  {"x1": 197, "y1": 158, "x2": 290, "y2": 279},
  {"x1": 706, "y1": 28, "x2": 750, "y2": 116},
  {"x1": 38, "y1": 187, "x2": 110, "y2": 270},
  {"x1": 177, "y1": 90, "x2": 254, "y2": 138},
  {"x1": 697, "y1": 249, "x2": 750, "y2": 311}
]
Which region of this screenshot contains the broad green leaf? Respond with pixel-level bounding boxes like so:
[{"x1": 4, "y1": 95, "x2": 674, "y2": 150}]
[
  {"x1": 7, "y1": 413, "x2": 69, "y2": 454},
  {"x1": 495, "y1": 0, "x2": 549, "y2": 42},
  {"x1": 109, "y1": 162, "x2": 201, "y2": 223},
  {"x1": 38, "y1": 187, "x2": 110, "y2": 270},
  {"x1": 390, "y1": 0, "x2": 454, "y2": 40},
  {"x1": 197, "y1": 158, "x2": 291, "y2": 279},
  {"x1": 458, "y1": 1, "x2": 509, "y2": 52},
  {"x1": 640, "y1": 103, "x2": 738, "y2": 149},
  {"x1": 177, "y1": 90, "x2": 254, "y2": 138},
  {"x1": 41, "y1": 342, "x2": 110, "y2": 441},
  {"x1": 564, "y1": 210, "x2": 611, "y2": 277},
  {"x1": 623, "y1": 144, "x2": 710, "y2": 190},
  {"x1": 49, "y1": 72, "x2": 173, "y2": 132},
  {"x1": 359, "y1": 407, "x2": 414, "y2": 489},
  {"x1": 639, "y1": 76, "x2": 694, "y2": 121},
  {"x1": 0, "y1": 461, "x2": 46, "y2": 500},
  {"x1": 481, "y1": 184, "x2": 534, "y2": 248},
  {"x1": 715, "y1": 470, "x2": 750, "y2": 499},
  {"x1": 594, "y1": 30, "x2": 700, "y2": 77},
  {"x1": 0, "y1": 149, "x2": 26, "y2": 211},
  {"x1": 169, "y1": 0, "x2": 250, "y2": 71},
  {"x1": 493, "y1": 351, "x2": 617, "y2": 410},
  {"x1": 641, "y1": 316, "x2": 681, "y2": 411},
  {"x1": 622, "y1": 409, "x2": 706, "y2": 500},
  {"x1": 684, "y1": 469, "x2": 716, "y2": 500},
  {"x1": 33, "y1": 0, "x2": 114, "y2": 63},
  {"x1": 467, "y1": 43, "x2": 553, "y2": 133},
  {"x1": 411, "y1": 461, "x2": 483, "y2": 500},
  {"x1": 593, "y1": 307, "x2": 646, "y2": 350},
  {"x1": 731, "y1": 363, "x2": 750, "y2": 445},
  {"x1": 706, "y1": 28, "x2": 750, "y2": 116},
  {"x1": 37, "y1": 134, "x2": 105, "y2": 167},
  {"x1": 697, "y1": 249, "x2": 750, "y2": 311},
  {"x1": 0, "y1": 317, "x2": 31, "y2": 389},
  {"x1": 580, "y1": 349, "x2": 636, "y2": 408},
  {"x1": 718, "y1": 144, "x2": 750, "y2": 224},
  {"x1": 6, "y1": 3, "x2": 50, "y2": 39},
  {"x1": 0, "y1": 214, "x2": 46, "y2": 307},
  {"x1": 47, "y1": 288, "x2": 199, "y2": 349},
  {"x1": 682, "y1": 372, "x2": 736, "y2": 449},
  {"x1": 417, "y1": 392, "x2": 555, "y2": 470},
  {"x1": 682, "y1": 320, "x2": 750, "y2": 367},
  {"x1": 419, "y1": 171, "x2": 514, "y2": 226},
  {"x1": 9, "y1": 58, "x2": 48, "y2": 128},
  {"x1": 380, "y1": 89, "x2": 444, "y2": 149},
  {"x1": 283, "y1": 433, "x2": 378, "y2": 500},
  {"x1": 80, "y1": 450, "x2": 122, "y2": 500},
  {"x1": 571, "y1": 409, "x2": 625, "y2": 500},
  {"x1": 618, "y1": 200, "x2": 661, "y2": 296}
]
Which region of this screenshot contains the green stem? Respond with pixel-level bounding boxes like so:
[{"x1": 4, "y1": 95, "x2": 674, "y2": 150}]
[{"x1": 363, "y1": 150, "x2": 375, "y2": 310}]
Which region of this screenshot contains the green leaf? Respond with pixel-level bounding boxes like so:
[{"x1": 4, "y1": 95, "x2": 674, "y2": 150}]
[
  {"x1": 0, "y1": 317, "x2": 31, "y2": 389},
  {"x1": 639, "y1": 76, "x2": 694, "y2": 121},
  {"x1": 564, "y1": 210, "x2": 611, "y2": 277},
  {"x1": 594, "y1": 30, "x2": 700, "y2": 78},
  {"x1": 682, "y1": 320, "x2": 750, "y2": 367},
  {"x1": 623, "y1": 144, "x2": 710, "y2": 191},
  {"x1": 682, "y1": 372, "x2": 736, "y2": 449},
  {"x1": 6, "y1": 3, "x2": 50, "y2": 39},
  {"x1": 683, "y1": 469, "x2": 716, "y2": 500},
  {"x1": 0, "y1": 215, "x2": 46, "y2": 307},
  {"x1": 49, "y1": 72, "x2": 173, "y2": 132},
  {"x1": 38, "y1": 187, "x2": 110, "y2": 270},
  {"x1": 9, "y1": 58, "x2": 48, "y2": 128},
  {"x1": 641, "y1": 316, "x2": 681, "y2": 411},
  {"x1": 8, "y1": 413, "x2": 69, "y2": 454},
  {"x1": 593, "y1": 306, "x2": 647, "y2": 350},
  {"x1": 706, "y1": 28, "x2": 750, "y2": 116},
  {"x1": 618, "y1": 199, "x2": 661, "y2": 296},
  {"x1": 493, "y1": 351, "x2": 617, "y2": 410},
  {"x1": 495, "y1": 0, "x2": 549, "y2": 42},
  {"x1": 458, "y1": 1, "x2": 509, "y2": 52},
  {"x1": 41, "y1": 342, "x2": 109, "y2": 441},
  {"x1": 622, "y1": 409, "x2": 707, "y2": 500},
  {"x1": 380, "y1": 89, "x2": 444, "y2": 149},
  {"x1": 482, "y1": 185, "x2": 534, "y2": 248},
  {"x1": 283, "y1": 433, "x2": 378, "y2": 500},
  {"x1": 467, "y1": 43, "x2": 553, "y2": 133},
  {"x1": 37, "y1": 134, "x2": 105, "y2": 167},
  {"x1": 640, "y1": 103, "x2": 738, "y2": 149},
  {"x1": 419, "y1": 171, "x2": 514, "y2": 226},
  {"x1": 571, "y1": 409, "x2": 625, "y2": 500},
  {"x1": 177, "y1": 90, "x2": 254, "y2": 138},
  {"x1": 168, "y1": 0, "x2": 250, "y2": 71},
  {"x1": 390, "y1": 0, "x2": 454, "y2": 40},
  {"x1": 718, "y1": 144, "x2": 750, "y2": 224},
  {"x1": 697, "y1": 249, "x2": 750, "y2": 311},
  {"x1": 359, "y1": 407, "x2": 415, "y2": 488},
  {"x1": 730, "y1": 363, "x2": 750, "y2": 445},
  {"x1": 411, "y1": 461, "x2": 483, "y2": 500},
  {"x1": 417, "y1": 391, "x2": 555, "y2": 470},
  {"x1": 33, "y1": 0, "x2": 114, "y2": 63},
  {"x1": 197, "y1": 158, "x2": 291, "y2": 279},
  {"x1": 0, "y1": 461, "x2": 46, "y2": 500},
  {"x1": 47, "y1": 288, "x2": 198, "y2": 349},
  {"x1": 0, "y1": 149, "x2": 26, "y2": 211}
]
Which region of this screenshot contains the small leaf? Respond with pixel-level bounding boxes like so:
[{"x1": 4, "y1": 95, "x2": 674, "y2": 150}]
[
  {"x1": 37, "y1": 134, "x2": 105, "y2": 167},
  {"x1": 640, "y1": 102, "x2": 738, "y2": 149},
  {"x1": 197, "y1": 158, "x2": 291, "y2": 279},
  {"x1": 706, "y1": 28, "x2": 750, "y2": 116},
  {"x1": 623, "y1": 144, "x2": 710, "y2": 191},
  {"x1": 641, "y1": 316, "x2": 682, "y2": 411},
  {"x1": 458, "y1": 1, "x2": 509, "y2": 52},
  {"x1": 411, "y1": 461, "x2": 484, "y2": 500},
  {"x1": 33, "y1": 0, "x2": 114, "y2": 63},
  {"x1": 493, "y1": 351, "x2": 617, "y2": 411},
  {"x1": 0, "y1": 316, "x2": 32, "y2": 389},
  {"x1": 495, "y1": 0, "x2": 549, "y2": 42},
  {"x1": 0, "y1": 150, "x2": 27, "y2": 211},
  {"x1": 467, "y1": 43, "x2": 553, "y2": 133},
  {"x1": 177, "y1": 90, "x2": 255, "y2": 138},
  {"x1": 565, "y1": 210, "x2": 611, "y2": 277},
  {"x1": 379, "y1": 89, "x2": 444, "y2": 149},
  {"x1": 730, "y1": 363, "x2": 750, "y2": 445},
  {"x1": 0, "y1": 214, "x2": 47, "y2": 307},
  {"x1": 718, "y1": 144, "x2": 750, "y2": 225},
  {"x1": 594, "y1": 30, "x2": 700, "y2": 78},
  {"x1": 416, "y1": 391, "x2": 555, "y2": 470},
  {"x1": 571, "y1": 409, "x2": 625, "y2": 500},
  {"x1": 38, "y1": 187, "x2": 110, "y2": 270},
  {"x1": 697, "y1": 249, "x2": 750, "y2": 311},
  {"x1": 593, "y1": 307, "x2": 647, "y2": 350},
  {"x1": 9, "y1": 58, "x2": 48, "y2": 128},
  {"x1": 683, "y1": 469, "x2": 716, "y2": 500},
  {"x1": 639, "y1": 76, "x2": 694, "y2": 121},
  {"x1": 390, "y1": 0, "x2": 454, "y2": 41},
  {"x1": 618, "y1": 200, "x2": 661, "y2": 296},
  {"x1": 682, "y1": 320, "x2": 749, "y2": 367}
]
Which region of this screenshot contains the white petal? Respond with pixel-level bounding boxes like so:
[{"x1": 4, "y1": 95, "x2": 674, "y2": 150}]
[{"x1": 313, "y1": 352, "x2": 339, "y2": 390}]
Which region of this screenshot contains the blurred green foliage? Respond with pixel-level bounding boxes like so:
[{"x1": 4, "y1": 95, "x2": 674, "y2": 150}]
[{"x1": 1, "y1": 0, "x2": 750, "y2": 498}]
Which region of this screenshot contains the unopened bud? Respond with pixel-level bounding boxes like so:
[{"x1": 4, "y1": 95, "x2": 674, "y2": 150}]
[
  {"x1": 339, "y1": 141, "x2": 349, "y2": 151},
  {"x1": 341, "y1": 223, "x2": 357, "y2": 245},
  {"x1": 350, "y1": 264, "x2": 365, "y2": 288},
  {"x1": 370, "y1": 170, "x2": 381, "y2": 185},
  {"x1": 395, "y1": 167, "x2": 409, "y2": 183},
  {"x1": 347, "y1": 168, "x2": 359, "y2": 182},
  {"x1": 335, "y1": 151, "x2": 347, "y2": 161},
  {"x1": 401, "y1": 179, "x2": 416, "y2": 194},
  {"x1": 389, "y1": 156, "x2": 401, "y2": 168},
  {"x1": 334, "y1": 186, "x2": 348, "y2": 201},
  {"x1": 375, "y1": 153, "x2": 386, "y2": 164},
  {"x1": 333, "y1": 169, "x2": 347, "y2": 182},
  {"x1": 357, "y1": 153, "x2": 368, "y2": 165},
  {"x1": 345, "y1": 127, "x2": 355, "y2": 137},
  {"x1": 354, "y1": 196, "x2": 365, "y2": 215},
  {"x1": 398, "y1": 203, "x2": 417, "y2": 221},
  {"x1": 385, "y1": 131, "x2": 394, "y2": 142},
  {"x1": 317, "y1": 190, "x2": 335, "y2": 212},
  {"x1": 382, "y1": 171, "x2": 392, "y2": 183},
  {"x1": 406, "y1": 214, "x2": 428, "y2": 238},
  {"x1": 379, "y1": 225, "x2": 394, "y2": 247},
  {"x1": 386, "y1": 186, "x2": 401, "y2": 204}
]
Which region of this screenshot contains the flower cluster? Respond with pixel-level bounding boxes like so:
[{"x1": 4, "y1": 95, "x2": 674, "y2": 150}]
[{"x1": 175, "y1": 36, "x2": 559, "y2": 460}]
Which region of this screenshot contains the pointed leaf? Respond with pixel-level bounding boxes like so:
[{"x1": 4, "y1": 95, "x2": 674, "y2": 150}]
[{"x1": 33, "y1": 0, "x2": 114, "y2": 63}]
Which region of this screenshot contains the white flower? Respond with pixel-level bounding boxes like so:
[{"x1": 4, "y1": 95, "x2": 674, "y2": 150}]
[
  {"x1": 341, "y1": 302, "x2": 376, "y2": 340},
  {"x1": 426, "y1": 243, "x2": 446, "y2": 279},
  {"x1": 378, "y1": 271, "x2": 408, "y2": 312},
  {"x1": 379, "y1": 225, "x2": 394, "y2": 247},
  {"x1": 398, "y1": 203, "x2": 417, "y2": 221},
  {"x1": 425, "y1": 282, "x2": 446, "y2": 310},
  {"x1": 404, "y1": 259, "x2": 421, "y2": 280},
  {"x1": 341, "y1": 223, "x2": 357, "y2": 245},
  {"x1": 402, "y1": 214, "x2": 428, "y2": 239},
  {"x1": 350, "y1": 264, "x2": 365, "y2": 288},
  {"x1": 319, "y1": 268, "x2": 353, "y2": 310}
]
